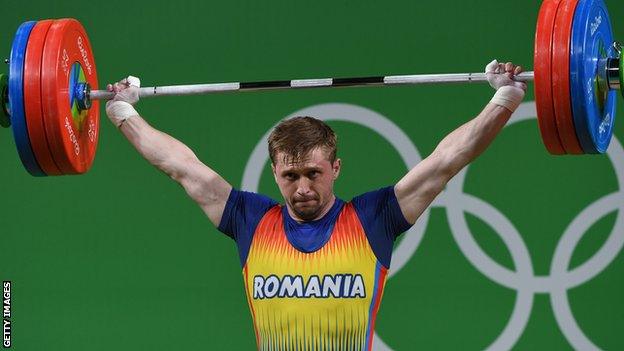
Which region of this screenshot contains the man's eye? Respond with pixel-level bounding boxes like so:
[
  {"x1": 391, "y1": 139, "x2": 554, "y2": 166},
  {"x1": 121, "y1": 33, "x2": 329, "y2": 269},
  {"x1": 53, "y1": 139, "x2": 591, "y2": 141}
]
[
  {"x1": 308, "y1": 171, "x2": 319, "y2": 178},
  {"x1": 285, "y1": 173, "x2": 297, "y2": 180}
]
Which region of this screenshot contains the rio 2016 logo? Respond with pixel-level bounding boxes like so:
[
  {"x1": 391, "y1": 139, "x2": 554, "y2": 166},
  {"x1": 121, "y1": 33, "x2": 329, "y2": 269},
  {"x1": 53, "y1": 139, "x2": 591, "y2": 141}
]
[{"x1": 242, "y1": 102, "x2": 623, "y2": 351}]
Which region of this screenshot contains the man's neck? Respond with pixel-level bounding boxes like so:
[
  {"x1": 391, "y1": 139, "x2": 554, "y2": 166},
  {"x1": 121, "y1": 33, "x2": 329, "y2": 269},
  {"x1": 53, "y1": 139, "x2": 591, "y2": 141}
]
[{"x1": 288, "y1": 194, "x2": 336, "y2": 223}]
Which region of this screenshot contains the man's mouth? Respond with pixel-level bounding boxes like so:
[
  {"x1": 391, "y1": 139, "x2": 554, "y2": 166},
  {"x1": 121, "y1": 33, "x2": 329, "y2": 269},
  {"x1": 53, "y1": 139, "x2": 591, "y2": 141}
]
[{"x1": 295, "y1": 199, "x2": 318, "y2": 205}]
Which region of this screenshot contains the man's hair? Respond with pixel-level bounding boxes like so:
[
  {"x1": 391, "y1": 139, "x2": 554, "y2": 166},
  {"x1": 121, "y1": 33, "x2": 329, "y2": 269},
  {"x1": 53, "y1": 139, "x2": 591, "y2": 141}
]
[{"x1": 268, "y1": 116, "x2": 337, "y2": 165}]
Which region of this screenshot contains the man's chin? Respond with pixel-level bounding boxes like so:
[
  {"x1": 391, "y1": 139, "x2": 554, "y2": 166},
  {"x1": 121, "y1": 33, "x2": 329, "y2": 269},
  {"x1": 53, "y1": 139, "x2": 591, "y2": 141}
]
[{"x1": 293, "y1": 204, "x2": 321, "y2": 221}]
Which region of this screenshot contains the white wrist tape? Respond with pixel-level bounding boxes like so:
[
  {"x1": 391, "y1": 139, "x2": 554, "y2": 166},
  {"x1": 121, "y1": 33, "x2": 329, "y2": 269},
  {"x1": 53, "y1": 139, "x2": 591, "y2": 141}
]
[
  {"x1": 490, "y1": 86, "x2": 525, "y2": 112},
  {"x1": 127, "y1": 76, "x2": 141, "y2": 88},
  {"x1": 106, "y1": 101, "x2": 139, "y2": 128}
]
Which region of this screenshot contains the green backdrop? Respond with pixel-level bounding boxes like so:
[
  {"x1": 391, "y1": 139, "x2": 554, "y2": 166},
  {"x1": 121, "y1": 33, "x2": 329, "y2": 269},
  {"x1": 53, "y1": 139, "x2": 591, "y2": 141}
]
[{"x1": 1, "y1": 1, "x2": 623, "y2": 350}]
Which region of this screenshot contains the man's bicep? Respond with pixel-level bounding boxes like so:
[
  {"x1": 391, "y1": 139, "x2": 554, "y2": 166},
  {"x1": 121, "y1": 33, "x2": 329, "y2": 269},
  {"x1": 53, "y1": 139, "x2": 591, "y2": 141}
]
[
  {"x1": 395, "y1": 152, "x2": 453, "y2": 224},
  {"x1": 177, "y1": 159, "x2": 234, "y2": 226}
]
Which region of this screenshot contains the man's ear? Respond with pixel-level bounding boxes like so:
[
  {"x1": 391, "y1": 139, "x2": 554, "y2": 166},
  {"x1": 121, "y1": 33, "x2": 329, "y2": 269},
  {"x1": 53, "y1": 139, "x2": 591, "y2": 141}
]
[{"x1": 332, "y1": 158, "x2": 342, "y2": 180}]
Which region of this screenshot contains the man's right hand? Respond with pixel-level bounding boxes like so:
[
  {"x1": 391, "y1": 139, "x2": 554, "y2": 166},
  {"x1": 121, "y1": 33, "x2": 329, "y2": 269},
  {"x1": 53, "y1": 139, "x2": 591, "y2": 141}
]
[
  {"x1": 485, "y1": 60, "x2": 527, "y2": 91},
  {"x1": 105, "y1": 76, "x2": 141, "y2": 128},
  {"x1": 484, "y1": 60, "x2": 526, "y2": 113}
]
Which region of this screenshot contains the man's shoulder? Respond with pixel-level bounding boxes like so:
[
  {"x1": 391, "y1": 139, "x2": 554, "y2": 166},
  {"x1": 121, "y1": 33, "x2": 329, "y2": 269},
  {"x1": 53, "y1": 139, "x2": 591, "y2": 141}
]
[
  {"x1": 228, "y1": 188, "x2": 280, "y2": 207},
  {"x1": 349, "y1": 186, "x2": 395, "y2": 205}
]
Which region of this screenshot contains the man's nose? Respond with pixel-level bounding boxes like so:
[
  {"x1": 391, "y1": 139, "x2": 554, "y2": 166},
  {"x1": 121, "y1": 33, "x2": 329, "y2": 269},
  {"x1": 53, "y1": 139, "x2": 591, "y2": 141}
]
[{"x1": 296, "y1": 178, "x2": 312, "y2": 195}]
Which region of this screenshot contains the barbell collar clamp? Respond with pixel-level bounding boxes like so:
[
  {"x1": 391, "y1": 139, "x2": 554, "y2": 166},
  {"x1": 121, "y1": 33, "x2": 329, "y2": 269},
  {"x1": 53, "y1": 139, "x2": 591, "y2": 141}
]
[
  {"x1": 607, "y1": 58, "x2": 621, "y2": 91},
  {"x1": 75, "y1": 82, "x2": 91, "y2": 111}
]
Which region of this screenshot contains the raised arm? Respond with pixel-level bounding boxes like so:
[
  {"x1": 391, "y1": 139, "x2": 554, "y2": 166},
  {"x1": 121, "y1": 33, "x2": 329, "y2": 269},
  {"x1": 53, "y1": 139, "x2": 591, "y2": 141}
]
[
  {"x1": 105, "y1": 77, "x2": 232, "y2": 227},
  {"x1": 395, "y1": 61, "x2": 527, "y2": 224}
]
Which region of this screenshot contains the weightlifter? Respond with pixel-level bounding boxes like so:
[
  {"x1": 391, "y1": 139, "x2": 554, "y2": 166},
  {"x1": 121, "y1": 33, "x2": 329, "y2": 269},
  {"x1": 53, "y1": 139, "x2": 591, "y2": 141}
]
[{"x1": 104, "y1": 60, "x2": 526, "y2": 350}]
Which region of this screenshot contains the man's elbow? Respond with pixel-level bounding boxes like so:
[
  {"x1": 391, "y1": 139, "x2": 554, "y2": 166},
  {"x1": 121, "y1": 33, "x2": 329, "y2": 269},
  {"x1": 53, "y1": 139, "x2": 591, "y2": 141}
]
[{"x1": 163, "y1": 156, "x2": 199, "y2": 183}]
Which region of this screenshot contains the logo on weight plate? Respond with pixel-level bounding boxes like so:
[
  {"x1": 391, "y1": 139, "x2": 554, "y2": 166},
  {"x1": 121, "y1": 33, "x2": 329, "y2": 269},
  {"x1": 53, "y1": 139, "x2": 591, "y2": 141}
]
[
  {"x1": 88, "y1": 119, "x2": 96, "y2": 143},
  {"x1": 77, "y1": 36, "x2": 92, "y2": 76},
  {"x1": 64, "y1": 116, "x2": 80, "y2": 155},
  {"x1": 591, "y1": 14, "x2": 602, "y2": 36},
  {"x1": 61, "y1": 49, "x2": 70, "y2": 77},
  {"x1": 242, "y1": 102, "x2": 623, "y2": 351}
]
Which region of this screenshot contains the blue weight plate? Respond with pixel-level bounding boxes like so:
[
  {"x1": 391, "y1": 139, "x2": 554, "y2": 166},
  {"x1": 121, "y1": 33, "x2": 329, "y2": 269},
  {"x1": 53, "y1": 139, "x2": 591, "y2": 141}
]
[
  {"x1": 570, "y1": 0, "x2": 617, "y2": 154},
  {"x1": 9, "y1": 21, "x2": 46, "y2": 176}
]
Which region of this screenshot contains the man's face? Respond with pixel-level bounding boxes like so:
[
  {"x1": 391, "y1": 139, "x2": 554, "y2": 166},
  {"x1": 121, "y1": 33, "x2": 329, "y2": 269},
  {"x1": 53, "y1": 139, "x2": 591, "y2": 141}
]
[{"x1": 272, "y1": 148, "x2": 341, "y2": 222}]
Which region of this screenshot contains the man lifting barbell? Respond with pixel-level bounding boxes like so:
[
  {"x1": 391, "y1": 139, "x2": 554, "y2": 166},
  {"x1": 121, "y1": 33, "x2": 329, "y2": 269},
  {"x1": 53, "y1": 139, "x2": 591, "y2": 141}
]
[
  {"x1": 0, "y1": 0, "x2": 622, "y2": 348},
  {"x1": 103, "y1": 60, "x2": 525, "y2": 349}
]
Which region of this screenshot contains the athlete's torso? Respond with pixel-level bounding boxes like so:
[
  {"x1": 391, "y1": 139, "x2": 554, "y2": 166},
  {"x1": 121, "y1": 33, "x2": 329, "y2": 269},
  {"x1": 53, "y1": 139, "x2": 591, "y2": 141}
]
[{"x1": 244, "y1": 202, "x2": 387, "y2": 351}]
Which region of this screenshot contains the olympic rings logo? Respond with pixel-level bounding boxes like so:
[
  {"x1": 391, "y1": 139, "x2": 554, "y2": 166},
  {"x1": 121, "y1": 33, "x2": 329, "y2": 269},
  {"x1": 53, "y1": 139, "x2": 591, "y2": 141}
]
[{"x1": 241, "y1": 102, "x2": 624, "y2": 351}]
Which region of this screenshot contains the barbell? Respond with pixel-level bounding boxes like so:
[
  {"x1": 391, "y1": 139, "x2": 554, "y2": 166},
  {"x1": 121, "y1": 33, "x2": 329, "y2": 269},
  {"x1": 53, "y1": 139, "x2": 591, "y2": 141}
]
[{"x1": 1, "y1": 0, "x2": 622, "y2": 177}]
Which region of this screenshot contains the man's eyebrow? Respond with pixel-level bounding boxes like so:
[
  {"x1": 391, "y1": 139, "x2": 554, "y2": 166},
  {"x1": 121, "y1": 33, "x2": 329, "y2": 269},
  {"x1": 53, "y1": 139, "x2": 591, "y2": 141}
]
[{"x1": 280, "y1": 165, "x2": 323, "y2": 174}]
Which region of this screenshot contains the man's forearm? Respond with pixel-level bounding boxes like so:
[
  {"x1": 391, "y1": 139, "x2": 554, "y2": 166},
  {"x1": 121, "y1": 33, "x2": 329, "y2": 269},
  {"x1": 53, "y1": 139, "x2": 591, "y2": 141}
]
[
  {"x1": 436, "y1": 62, "x2": 526, "y2": 173},
  {"x1": 119, "y1": 115, "x2": 199, "y2": 180},
  {"x1": 394, "y1": 62, "x2": 525, "y2": 224},
  {"x1": 105, "y1": 78, "x2": 232, "y2": 226},
  {"x1": 434, "y1": 102, "x2": 513, "y2": 175}
]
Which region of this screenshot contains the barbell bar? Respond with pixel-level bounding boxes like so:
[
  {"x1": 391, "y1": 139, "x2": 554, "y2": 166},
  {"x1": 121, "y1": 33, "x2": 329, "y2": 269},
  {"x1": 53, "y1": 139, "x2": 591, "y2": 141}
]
[
  {"x1": 1, "y1": 0, "x2": 622, "y2": 177},
  {"x1": 85, "y1": 72, "x2": 536, "y2": 102}
]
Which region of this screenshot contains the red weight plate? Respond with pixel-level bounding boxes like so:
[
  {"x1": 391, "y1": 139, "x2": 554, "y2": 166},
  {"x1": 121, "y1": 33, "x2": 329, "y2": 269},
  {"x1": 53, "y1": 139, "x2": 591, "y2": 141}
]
[
  {"x1": 24, "y1": 20, "x2": 62, "y2": 175},
  {"x1": 551, "y1": 0, "x2": 583, "y2": 154},
  {"x1": 41, "y1": 18, "x2": 99, "y2": 174},
  {"x1": 534, "y1": 0, "x2": 565, "y2": 155}
]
